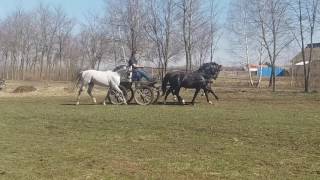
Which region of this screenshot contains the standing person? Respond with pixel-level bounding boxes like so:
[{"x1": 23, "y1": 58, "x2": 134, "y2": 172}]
[{"x1": 128, "y1": 52, "x2": 153, "y2": 82}]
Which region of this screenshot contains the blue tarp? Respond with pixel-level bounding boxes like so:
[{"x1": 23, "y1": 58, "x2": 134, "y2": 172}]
[{"x1": 257, "y1": 67, "x2": 285, "y2": 77}]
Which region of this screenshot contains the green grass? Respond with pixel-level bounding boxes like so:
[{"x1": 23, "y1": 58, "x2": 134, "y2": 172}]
[{"x1": 0, "y1": 92, "x2": 319, "y2": 179}]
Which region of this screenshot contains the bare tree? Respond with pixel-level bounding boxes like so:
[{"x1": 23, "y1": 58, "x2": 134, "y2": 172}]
[
  {"x1": 54, "y1": 7, "x2": 74, "y2": 80},
  {"x1": 0, "y1": 20, "x2": 10, "y2": 79},
  {"x1": 178, "y1": 0, "x2": 216, "y2": 71},
  {"x1": 79, "y1": 13, "x2": 110, "y2": 70},
  {"x1": 35, "y1": 4, "x2": 54, "y2": 79},
  {"x1": 193, "y1": 0, "x2": 220, "y2": 66},
  {"x1": 228, "y1": 0, "x2": 256, "y2": 86},
  {"x1": 181, "y1": 0, "x2": 193, "y2": 71},
  {"x1": 0, "y1": 4, "x2": 78, "y2": 81},
  {"x1": 289, "y1": 0, "x2": 319, "y2": 92},
  {"x1": 0, "y1": 8, "x2": 33, "y2": 80},
  {"x1": 251, "y1": 0, "x2": 293, "y2": 92},
  {"x1": 194, "y1": 25, "x2": 211, "y2": 66},
  {"x1": 209, "y1": 0, "x2": 219, "y2": 63},
  {"x1": 144, "y1": 0, "x2": 179, "y2": 79},
  {"x1": 106, "y1": 0, "x2": 148, "y2": 61},
  {"x1": 0, "y1": 0, "x2": 224, "y2": 81}
]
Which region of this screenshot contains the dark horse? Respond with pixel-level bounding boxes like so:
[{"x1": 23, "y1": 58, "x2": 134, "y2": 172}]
[{"x1": 162, "y1": 62, "x2": 222, "y2": 105}]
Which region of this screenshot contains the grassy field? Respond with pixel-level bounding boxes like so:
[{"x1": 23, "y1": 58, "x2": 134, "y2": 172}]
[{"x1": 0, "y1": 85, "x2": 320, "y2": 179}]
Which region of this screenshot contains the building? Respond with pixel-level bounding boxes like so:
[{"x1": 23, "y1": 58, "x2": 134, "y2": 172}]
[
  {"x1": 291, "y1": 43, "x2": 320, "y2": 90},
  {"x1": 247, "y1": 64, "x2": 285, "y2": 77}
]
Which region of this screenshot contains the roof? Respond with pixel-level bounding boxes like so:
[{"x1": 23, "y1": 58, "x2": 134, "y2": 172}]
[
  {"x1": 295, "y1": 61, "x2": 309, "y2": 66},
  {"x1": 306, "y1": 43, "x2": 320, "y2": 48},
  {"x1": 291, "y1": 47, "x2": 320, "y2": 64},
  {"x1": 248, "y1": 64, "x2": 268, "y2": 72}
]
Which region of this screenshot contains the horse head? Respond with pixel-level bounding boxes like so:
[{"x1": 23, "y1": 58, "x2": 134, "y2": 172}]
[
  {"x1": 113, "y1": 65, "x2": 132, "y2": 82},
  {"x1": 113, "y1": 65, "x2": 127, "y2": 72},
  {"x1": 198, "y1": 62, "x2": 222, "y2": 80}
]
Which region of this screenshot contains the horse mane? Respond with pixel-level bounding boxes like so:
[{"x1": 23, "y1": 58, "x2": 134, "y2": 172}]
[
  {"x1": 113, "y1": 65, "x2": 127, "y2": 72},
  {"x1": 196, "y1": 62, "x2": 222, "y2": 79}
]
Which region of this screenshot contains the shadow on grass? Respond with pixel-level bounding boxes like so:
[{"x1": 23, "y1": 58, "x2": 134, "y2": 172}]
[
  {"x1": 153, "y1": 101, "x2": 195, "y2": 106},
  {"x1": 61, "y1": 103, "x2": 99, "y2": 106},
  {"x1": 60, "y1": 101, "x2": 196, "y2": 106}
]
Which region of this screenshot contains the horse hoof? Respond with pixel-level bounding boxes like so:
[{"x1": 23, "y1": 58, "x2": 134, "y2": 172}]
[
  {"x1": 76, "y1": 102, "x2": 80, "y2": 106},
  {"x1": 182, "y1": 99, "x2": 186, "y2": 105},
  {"x1": 209, "y1": 101, "x2": 213, "y2": 105}
]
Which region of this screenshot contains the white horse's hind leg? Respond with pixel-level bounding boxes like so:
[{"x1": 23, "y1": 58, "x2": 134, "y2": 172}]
[
  {"x1": 111, "y1": 83, "x2": 127, "y2": 105},
  {"x1": 103, "y1": 91, "x2": 107, "y2": 106},
  {"x1": 76, "y1": 85, "x2": 84, "y2": 105},
  {"x1": 87, "y1": 83, "x2": 96, "y2": 104}
]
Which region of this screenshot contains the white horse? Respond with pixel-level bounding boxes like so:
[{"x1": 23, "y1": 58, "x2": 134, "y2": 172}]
[{"x1": 75, "y1": 70, "x2": 127, "y2": 105}]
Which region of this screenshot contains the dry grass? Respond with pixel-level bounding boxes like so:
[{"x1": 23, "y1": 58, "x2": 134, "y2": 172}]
[
  {"x1": 12, "y1": 86, "x2": 37, "y2": 93},
  {"x1": 0, "y1": 91, "x2": 319, "y2": 179},
  {"x1": 0, "y1": 76, "x2": 319, "y2": 179},
  {"x1": 0, "y1": 80, "x2": 108, "y2": 98},
  {"x1": 0, "y1": 73, "x2": 302, "y2": 98}
]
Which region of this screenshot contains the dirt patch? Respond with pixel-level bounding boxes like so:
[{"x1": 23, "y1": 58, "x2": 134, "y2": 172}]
[
  {"x1": 63, "y1": 87, "x2": 75, "y2": 93},
  {"x1": 12, "y1": 86, "x2": 37, "y2": 93}
]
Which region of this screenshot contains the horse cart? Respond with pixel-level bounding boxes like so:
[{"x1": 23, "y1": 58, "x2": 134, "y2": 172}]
[{"x1": 107, "y1": 65, "x2": 161, "y2": 105}]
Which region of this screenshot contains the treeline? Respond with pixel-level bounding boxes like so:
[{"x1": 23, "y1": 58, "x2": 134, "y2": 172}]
[
  {"x1": 228, "y1": 0, "x2": 320, "y2": 92},
  {"x1": 0, "y1": 0, "x2": 220, "y2": 81},
  {"x1": 1, "y1": 0, "x2": 318, "y2": 93}
]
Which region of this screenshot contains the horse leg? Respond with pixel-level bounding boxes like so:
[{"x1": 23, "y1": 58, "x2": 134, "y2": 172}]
[
  {"x1": 174, "y1": 90, "x2": 184, "y2": 103},
  {"x1": 102, "y1": 88, "x2": 110, "y2": 106},
  {"x1": 76, "y1": 84, "x2": 84, "y2": 105},
  {"x1": 201, "y1": 89, "x2": 205, "y2": 96},
  {"x1": 175, "y1": 87, "x2": 185, "y2": 105},
  {"x1": 103, "y1": 92, "x2": 108, "y2": 106},
  {"x1": 172, "y1": 89, "x2": 178, "y2": 102},
  {"x1": 191, "y1": 88, "x2": 201, "y2": 105},
  {"x1": 111, "y1": 84, "x2": 127, "y2": 105},
  {"x1": 203, "y1": 88, "x2": 213, "y2": 104},
  {"x1": 163, "y1": 86, "x2": 173, "y2": 104},
  {"x1": 87, "y1": 82, "x2": 96, "y2": 104},
  {"x1": 166, "y1": 87, "x2": 177, "y2": 102},
  {"x1": 207, "y1": 87, "x2": 219, "y2": 100},
  {"x1": 172, "y1": 82, "x2": 185, "y2": 104}
]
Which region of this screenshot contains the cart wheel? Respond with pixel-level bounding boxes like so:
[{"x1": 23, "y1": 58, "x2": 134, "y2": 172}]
[
  {"x1": 134, "y1": 86, "x2": 154, "y2": 105},
  {"x1": 107, "y1": 85, "x2": 127, "y2": 105},
  {"x1": 126, "y1": 87, "x2": 134, "y2": 103}
]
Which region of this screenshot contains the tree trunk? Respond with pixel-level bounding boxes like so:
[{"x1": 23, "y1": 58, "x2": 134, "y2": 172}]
[
  {"x1": 245, "y1": 33, "x2": 254, "y2": 87},
  {"x1": 40, "y1": 51, "x2": 45, "y2": 80}
]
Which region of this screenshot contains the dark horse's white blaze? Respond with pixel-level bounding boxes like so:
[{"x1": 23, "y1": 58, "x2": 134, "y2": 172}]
[{"x1": 75, "y1": 70, "x2": 127, "y2": 105}]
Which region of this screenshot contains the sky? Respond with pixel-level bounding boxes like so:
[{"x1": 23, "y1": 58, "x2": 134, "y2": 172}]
[
  {"x1": 0, "y1": 0, "x2": 230, "y2": 21},
  {"x1": 0, "y1": 0, "x2": 244, "y2": 66},
  {"x1": 0, "y1": 0, "x2": 105, "y2": 22}
]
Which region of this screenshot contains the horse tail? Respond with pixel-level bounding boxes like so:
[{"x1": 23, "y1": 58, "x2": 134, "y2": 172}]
[{"x1": 162, "y1": 73, "x2": 170, "y2": 96}]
